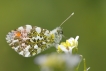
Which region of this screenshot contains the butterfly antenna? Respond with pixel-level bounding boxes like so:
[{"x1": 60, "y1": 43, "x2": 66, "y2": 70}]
[{"x1": 59, "y1": 12, "x2": 74, "y2": 27}]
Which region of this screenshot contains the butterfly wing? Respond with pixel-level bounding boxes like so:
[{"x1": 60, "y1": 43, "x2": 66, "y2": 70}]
[{"x1": 6, "y1": 25, "x2": 55, "y2": 57}]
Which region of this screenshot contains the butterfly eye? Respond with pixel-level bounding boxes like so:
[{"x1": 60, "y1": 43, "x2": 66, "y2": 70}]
[
  {"x1": 60, "y1": 31, "x2": 63, "y2": 34},
  {"x1": 15, "y1": 32, "x2": 21, "y2": 37}
]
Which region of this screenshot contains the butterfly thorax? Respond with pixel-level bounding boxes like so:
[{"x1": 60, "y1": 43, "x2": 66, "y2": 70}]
[{"x1": 50, "y1": 27, "x2": 63, "y2": 45}]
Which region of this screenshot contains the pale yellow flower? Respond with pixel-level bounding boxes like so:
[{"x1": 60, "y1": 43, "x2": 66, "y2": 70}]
[{"x1": 57, "y1": 36, "x2": 79, "y2": 54}]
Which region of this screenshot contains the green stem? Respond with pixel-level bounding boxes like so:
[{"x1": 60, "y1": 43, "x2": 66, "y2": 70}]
[
  {"x1": 83, "y1": 58, "x2": 86, "y2": 71},
  {"x1": 75, "y1": 62, "x2": 80, "y2": 71}
]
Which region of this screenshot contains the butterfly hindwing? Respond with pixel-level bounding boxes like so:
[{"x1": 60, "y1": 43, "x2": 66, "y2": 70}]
[{"x1": 6, "y1": 25, "x2": 63, "y2": 57}]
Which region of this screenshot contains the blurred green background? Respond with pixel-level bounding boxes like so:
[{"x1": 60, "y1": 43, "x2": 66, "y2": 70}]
[{"x1": 0, "y1": 0, "x2": 106, "y2": 71}]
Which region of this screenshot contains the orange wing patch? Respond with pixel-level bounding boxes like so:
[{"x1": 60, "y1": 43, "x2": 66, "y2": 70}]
[{"x1": 15, "y1": 32, "x2": 21, "y2": 37}]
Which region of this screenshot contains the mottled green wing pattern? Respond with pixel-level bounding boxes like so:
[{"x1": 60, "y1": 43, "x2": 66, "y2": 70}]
[{"x1": 6, "y1": 25, "x2": 55, "y2": 57}]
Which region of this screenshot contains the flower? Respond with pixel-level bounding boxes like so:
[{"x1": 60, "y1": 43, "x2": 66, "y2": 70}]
[
  {"x1": 57, "y1": 36, "x2": 79, "y2": 54},
  {"x1": 34, "y1": 53, "x2": 82, "y2": 71}
]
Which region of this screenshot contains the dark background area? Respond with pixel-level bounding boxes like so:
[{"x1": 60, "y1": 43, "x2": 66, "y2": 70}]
[{"x1": 0, "y1": 0, "x2": 106, "y2": 71}]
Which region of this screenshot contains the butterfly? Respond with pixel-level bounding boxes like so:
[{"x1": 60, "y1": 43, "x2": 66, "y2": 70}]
[{"x1": 6, "y1": 12, "x2": 74, "y2": 57}]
